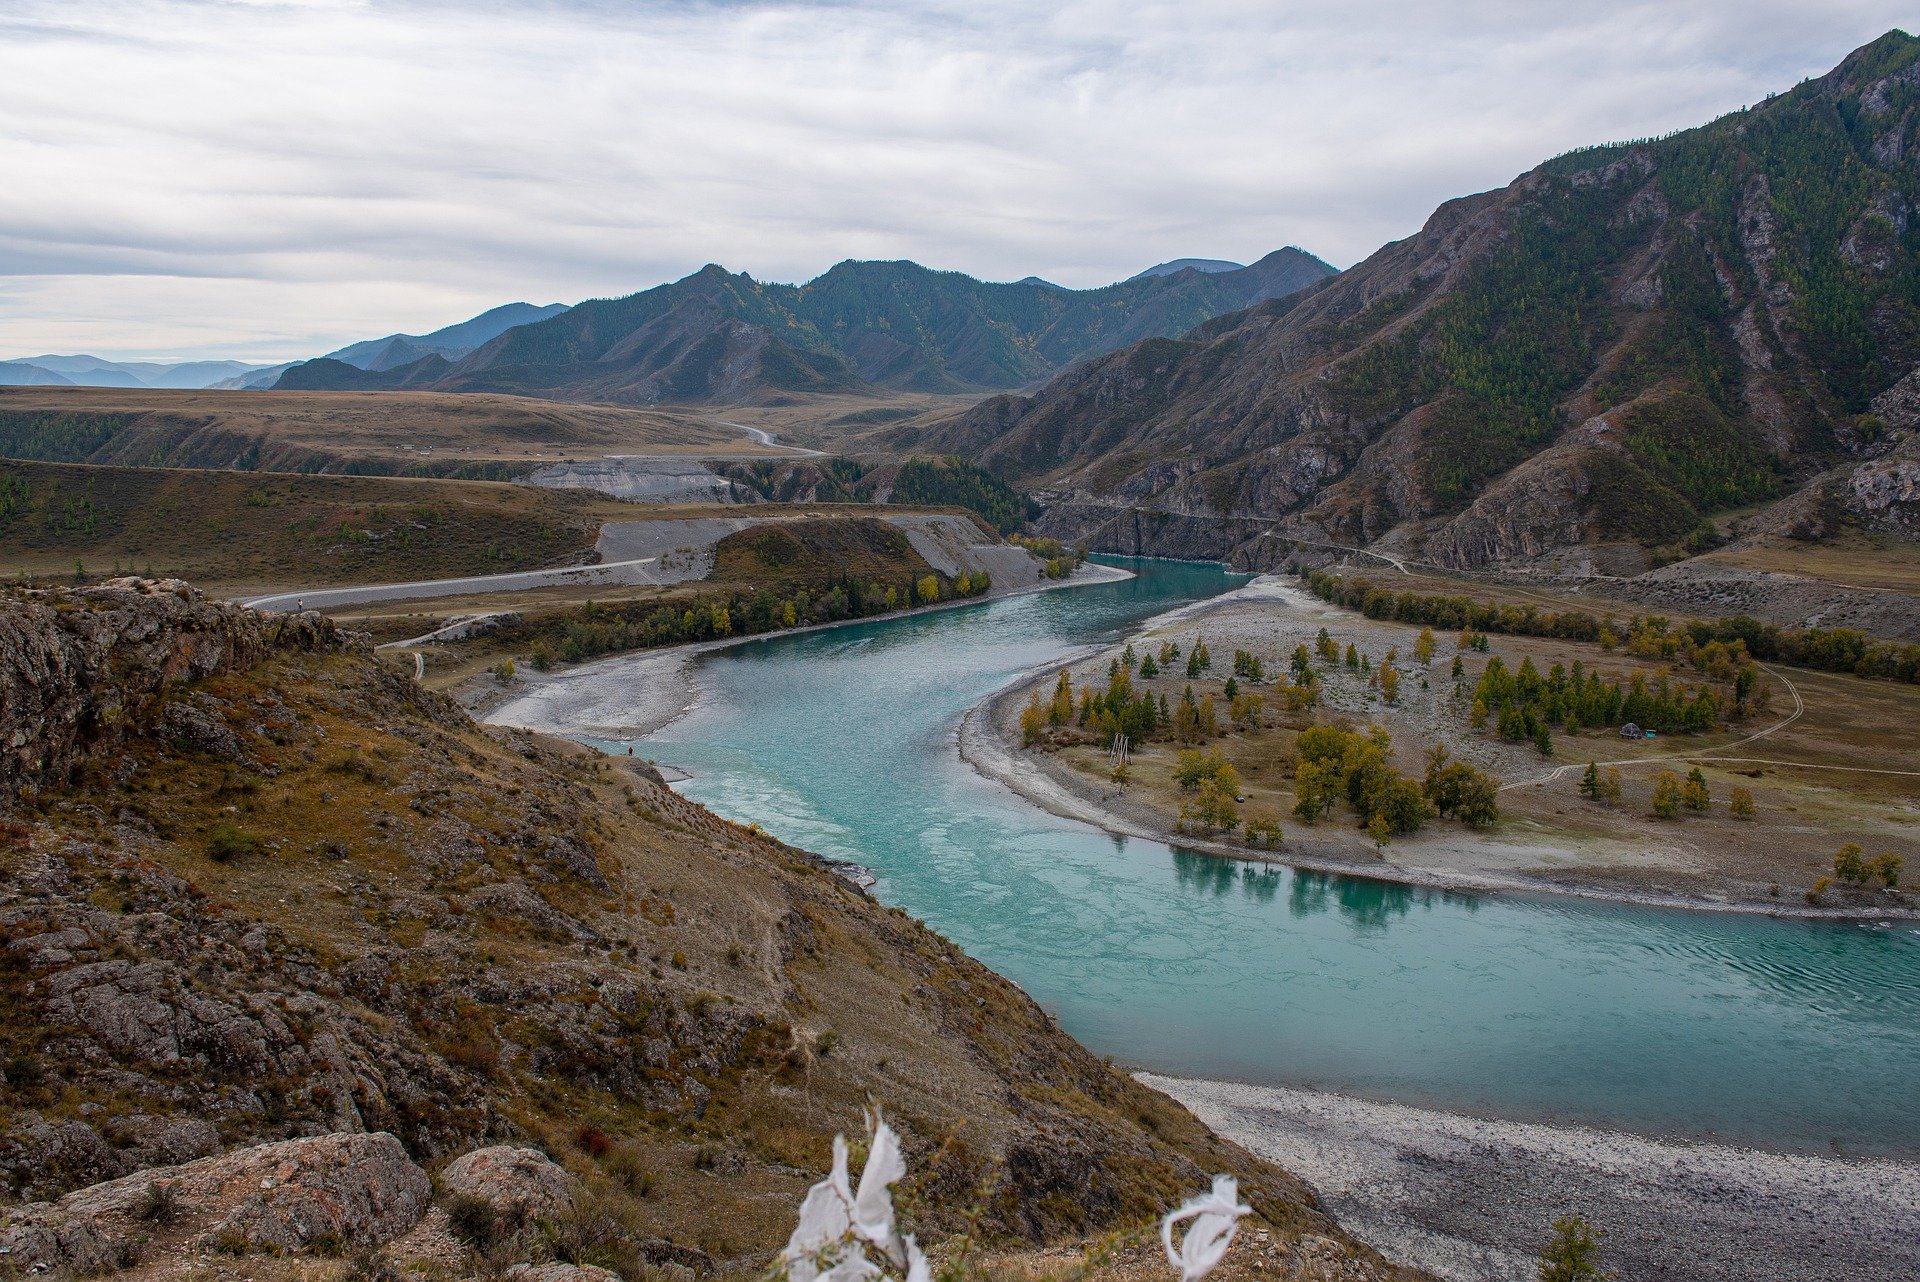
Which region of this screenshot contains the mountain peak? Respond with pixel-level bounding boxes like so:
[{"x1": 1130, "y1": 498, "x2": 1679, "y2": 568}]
[{"x1": 1127, "y1": 258, "x2": 1245, "y2": 281}]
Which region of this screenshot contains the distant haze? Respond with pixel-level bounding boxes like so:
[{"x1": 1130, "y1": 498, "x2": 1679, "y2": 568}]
[{"x1": 0, "y1": 1, "x2": 1912, "y2": 360}]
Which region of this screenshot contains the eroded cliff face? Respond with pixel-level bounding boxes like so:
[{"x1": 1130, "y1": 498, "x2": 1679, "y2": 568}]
[
  {"x1": 908, "y1": 33, "x2": 1920, "y2": 573},
  {"x1": 0, "y1": 584, "x2": 1416, "y2": 1279},
  {"x1": 0, "y1": 580, "x2": 339, "y2": 801}
]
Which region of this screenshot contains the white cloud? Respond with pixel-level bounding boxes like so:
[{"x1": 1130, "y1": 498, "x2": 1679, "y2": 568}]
[{"x1": 0, "y1": 0, "x2": 1911, "y2": 360}]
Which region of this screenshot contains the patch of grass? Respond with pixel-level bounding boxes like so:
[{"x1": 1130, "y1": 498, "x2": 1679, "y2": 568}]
[
  {"x1": 204, "y1": 821, "x2": 265, "y2": 863},
  {"x1": 132, "y1": 1180, "x2": 179, "y2": 1225}
]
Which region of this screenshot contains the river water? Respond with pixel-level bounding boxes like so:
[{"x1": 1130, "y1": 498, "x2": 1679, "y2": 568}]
[{"x1": 590, "y1": 558, "x2": 1920, "y2": 1157}]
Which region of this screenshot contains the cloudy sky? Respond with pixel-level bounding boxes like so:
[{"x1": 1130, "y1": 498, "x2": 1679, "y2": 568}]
[{"x1": 1, "y1": 0, "x2": 1913, "y2": 362}]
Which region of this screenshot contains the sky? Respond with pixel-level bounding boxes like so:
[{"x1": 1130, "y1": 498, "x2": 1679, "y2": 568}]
[{"x1": 0, "y1": 1, "x2": 1913, "y2": 363}]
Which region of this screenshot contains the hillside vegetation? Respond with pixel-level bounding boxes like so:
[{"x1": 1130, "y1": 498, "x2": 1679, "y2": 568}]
[
  {"x1": 0, "y1": 581, "x2": 1416, "y2": 1280},
  {"x1": 906, "y1": 31, "x2": 1920, "y2": 573}
]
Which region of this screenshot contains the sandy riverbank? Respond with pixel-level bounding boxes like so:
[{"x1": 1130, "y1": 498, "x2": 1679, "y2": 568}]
[
  {"x1": 482, "y1": 558, "x2": 1135, "y2": 739},
  {"x1": 959, "y1": 574, "x2": 1918, "y2": 919},
  {"x1": 1143, "y1": 1073, "x2": 1920, "y2": 1282}
]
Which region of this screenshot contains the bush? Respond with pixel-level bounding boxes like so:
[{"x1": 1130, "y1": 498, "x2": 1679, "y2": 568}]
[
  {"x1": 1729, "y1": 786, "x2": 1755, "y2": 818},
  {"x1": 1537, "y1": 1214, "x2": 1609, "y2": 1281},
  {"x1": 444, "y1": 1193, "x2": 499, "y2": 1248},
  {"x1": 133, "y1": 1181, "x2": 179, "y2": 1225},
  {"x1": 1834, "y1": 842, "x2": 1868, "y2": 884},
  {"x1": 204, "y1": 822, "x2": 264, "y2": 863}
]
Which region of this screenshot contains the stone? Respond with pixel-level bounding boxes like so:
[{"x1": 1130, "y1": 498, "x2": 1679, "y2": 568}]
[
  {"x1": 439, "y1": 1145, "x2": 581, "y2": 1219},
  {"x1": 0, "y1": 1132, "x2": 430, "y2": 1272},
  {"x1": 506, "y1": 1265, "x2": 622, "y2": 1282}
]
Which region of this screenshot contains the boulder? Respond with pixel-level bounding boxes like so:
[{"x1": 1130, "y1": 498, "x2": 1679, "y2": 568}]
[
  {"x1": 506, "y1": 1266, "x2": 623, "y2": 1282},
  {"x1": 0, "y1": 1132, "x2": 430, "y2": 1272},
  {"x1": 439, "y1": 1146, "x2": 580, "y2": 1218}
]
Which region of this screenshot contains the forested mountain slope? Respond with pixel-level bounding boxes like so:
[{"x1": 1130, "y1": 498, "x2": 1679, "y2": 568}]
[
  {"x1": 900, "y1": 31, "x2": 1920, "y2": 572},
  {"x1": 286, "y1": 251, "x2": 1335, "y2": 403}
]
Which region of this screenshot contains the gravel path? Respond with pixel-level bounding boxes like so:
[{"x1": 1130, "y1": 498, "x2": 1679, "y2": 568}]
[{"x1": 1146, "y1": 1074, "x2": 1920, "y2": 1282}]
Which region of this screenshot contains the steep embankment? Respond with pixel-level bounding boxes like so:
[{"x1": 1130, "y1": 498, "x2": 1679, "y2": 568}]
[
  {"x1": 0, "y1": 581, "x2": 1417, "y2": 1279},
  {"x1": 904, "y1": 31, "x2": 1920, "y2": 575}
]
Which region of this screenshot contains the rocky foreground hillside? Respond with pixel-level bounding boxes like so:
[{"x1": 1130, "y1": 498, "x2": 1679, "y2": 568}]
[
  {"x1": 900, "y1": 32, "x2": 1920, "y2": 576},
  {"x1": 0, "y1": 581, "x2": 1416, "y2": 1281}
]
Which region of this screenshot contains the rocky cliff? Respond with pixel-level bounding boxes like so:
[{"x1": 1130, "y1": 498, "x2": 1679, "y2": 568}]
[{"x1": 0, "y1": 583, "x2": 1418, "y2": 1280}]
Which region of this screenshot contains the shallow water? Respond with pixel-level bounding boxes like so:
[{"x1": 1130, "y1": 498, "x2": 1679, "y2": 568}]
[{"x1": 588, "y1": 558, "x2": 1920, "y2": 1156}]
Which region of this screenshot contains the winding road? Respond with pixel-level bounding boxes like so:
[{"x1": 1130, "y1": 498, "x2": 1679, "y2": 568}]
[{"x1": 240, "y1": 556, "x2": 670, "y2": 613}]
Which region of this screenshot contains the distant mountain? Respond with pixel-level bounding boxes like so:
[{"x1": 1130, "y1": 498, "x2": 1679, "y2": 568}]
[
  {"x1": 346, "y1": 249, "x2": 1335, "y2": 405},
  {"x1": 4, "y1": 356, "x2": 269, "y2": 390},
  {"x1": 323, "y1": 301, "x2": 571, "y2": 370},
  {"x1": 142, "y1": 360, "x2": 267, "y2": 389},
  {"x1": 901, "y1": 31, "x2": 1920, "y2": 572},
  {"x1": 272, "y1": 354, "x2": 455, "y2": 392},
  {"x1": 0, "y1": 361, "x2": 74, "y2": 387},
  {"x1": 1128, "y1": 258, "x2": 1245, "y2": 279}
]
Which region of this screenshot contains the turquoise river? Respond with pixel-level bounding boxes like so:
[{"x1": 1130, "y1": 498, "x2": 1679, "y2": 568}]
[{"x1": 592, "y1": 557, "x2": 1920, "y2": 1157}]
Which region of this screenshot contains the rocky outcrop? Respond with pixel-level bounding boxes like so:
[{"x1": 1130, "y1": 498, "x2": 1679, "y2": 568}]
[
  {"x1": 1847, "y1": 438, "x2": 1920, "y2": 531},
  {"x1": 507, "y1": 1265, "x2": 623, "y2": 1282},
  {"x1": 0, "y1": 1133, "x2": 430, "y2": 1272},
  {"x1": 0, "y1": 579, "x2": 339, "y2": 801},
  {"x1": 439, "y1": 1146, "x2": 581, "y2": 1219}
]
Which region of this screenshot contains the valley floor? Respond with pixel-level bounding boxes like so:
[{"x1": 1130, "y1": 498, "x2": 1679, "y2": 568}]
[
  {"x1": 1147, "y1": 1074, "x2": 1920, "y2": 1282},
  {"x1": 967, "y1": 575, "x2": 1920, "y2": 917}
]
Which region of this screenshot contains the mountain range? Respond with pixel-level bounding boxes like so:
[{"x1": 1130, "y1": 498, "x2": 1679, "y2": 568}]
[
  {"x1": 269, "y1": 250, "x2": 1337, "y2": 401},
  {"x1": 0, "y1": 354, "x2": 274, "y2": 390},
  {"x1": 224, "y1": 301, "x2": 573, "y2": 389},
  {"x1": 0, "y1": 303, "x2": 571, "y2": 392},
  {"x1": 895, "y1": 30, "x2": 1920, "y2": 573}
]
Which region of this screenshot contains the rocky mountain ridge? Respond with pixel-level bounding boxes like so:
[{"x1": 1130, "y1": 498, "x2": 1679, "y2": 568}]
[
  {"x1": 899, "y1": 31, "x2": 1920, "y2": 577},
  {"x1": 275, "y1": 251, "x2": 1336, "y2": 404}
]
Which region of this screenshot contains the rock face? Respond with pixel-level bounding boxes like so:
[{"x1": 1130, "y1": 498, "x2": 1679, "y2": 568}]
[
  {"x1": 0, "y1": 1133, "x2": 430, "y2": 1272},
  {"x1": 439, "y1": 1146, "x2": 581, "y2": 1218},
  {"x1": 901, "y1": 32, "x2": 1920, "y2": 574},
  {"x1": 0, "y1": 578, "x2": 338, "y2": 800}
]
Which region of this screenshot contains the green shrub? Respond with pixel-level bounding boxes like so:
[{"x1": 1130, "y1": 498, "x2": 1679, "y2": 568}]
[{"x1": 204, "y1": 822, "x2": 264, "y2": 863}]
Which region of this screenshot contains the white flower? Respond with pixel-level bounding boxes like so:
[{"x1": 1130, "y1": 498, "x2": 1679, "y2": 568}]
[
  {"x1": 852, "y1": 1113, "x2": 908, "y2": 1249},
  {"x1": 783, "y1": 1111, "x2": 915, "y2": 1282},
  {"x1": 903, "y1": 1236, "x2": 931, "y2": 1282},
  {"x1": 1160, "y1": 1175, "x2": 1252, "y2": 1282}
]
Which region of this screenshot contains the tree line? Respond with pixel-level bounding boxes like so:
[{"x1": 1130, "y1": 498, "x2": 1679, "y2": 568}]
[
  {"x1": 1301, "y1": 568, "x2": 1920, "y2": 684},
  {"x1": 520, "y1": 568, "x2": 989, "y2": 669}
]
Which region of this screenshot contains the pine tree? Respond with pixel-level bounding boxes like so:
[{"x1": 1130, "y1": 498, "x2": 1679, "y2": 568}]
[
  {"x1": 1537, "y1": 1215, "x2": 1609, "y2": 1281},
  {"x1": 1049, "y1": 670, "x2": 1074, "y2": 726},
  {"x1": 1579, "y1": 761, "x2": 1601, "y2": 800},
  {"x1": 1682, "y1": 767, "x2": 1710, "y2": 811},
  {"x1": 1414, "y1": 626, "x2": 1436, "y2": 666},
  {"x1": 1651, "y1": 772, "x2": 1681, "y2": 818}
]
